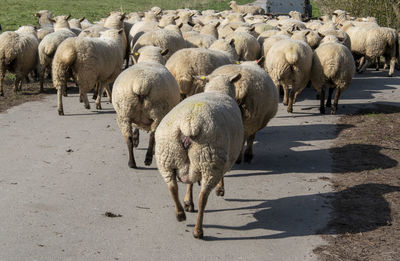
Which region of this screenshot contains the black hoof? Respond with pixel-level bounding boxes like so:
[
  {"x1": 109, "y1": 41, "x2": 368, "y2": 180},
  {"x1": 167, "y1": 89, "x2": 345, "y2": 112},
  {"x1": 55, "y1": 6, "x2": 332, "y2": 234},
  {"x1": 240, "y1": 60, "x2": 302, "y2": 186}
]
[
  {"x1": 96, "y1": 104, "x2": 102, "y2": 110},
  {"x1": 193, "y1": 229, "x2": 203, "y2": 239},
  {"x1": 216, "y1": 188, "x2": 224, "y2": 197},
  {"x1": 84, "y1": 104, "x2": 90, "y2": 110},
  {"x1": 184, "y1": 201, "x2": 194, "y2": 212},
  {"x1": 58, "y1": 109, "x2": 64, "y2": 116},
  {"x1": 128, "y1": 160, "x2": 137, "y2": 169},
  {"x1": 176, "y1": 212, "x2": 186, "y2": 222},
  {"x1": 144, "y1": 155, "x2": 152, "y2": 166},
  {"x1": 244, "y1": 153, "x2": 253, "y2": 164}
]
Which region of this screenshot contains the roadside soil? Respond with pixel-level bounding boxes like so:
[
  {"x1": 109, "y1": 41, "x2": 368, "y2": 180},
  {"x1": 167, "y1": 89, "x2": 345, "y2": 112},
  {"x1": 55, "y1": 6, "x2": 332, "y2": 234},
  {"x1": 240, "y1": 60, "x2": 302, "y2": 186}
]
[{"x1": 315, "y1": 104, "x2": 400, "y2": 261}]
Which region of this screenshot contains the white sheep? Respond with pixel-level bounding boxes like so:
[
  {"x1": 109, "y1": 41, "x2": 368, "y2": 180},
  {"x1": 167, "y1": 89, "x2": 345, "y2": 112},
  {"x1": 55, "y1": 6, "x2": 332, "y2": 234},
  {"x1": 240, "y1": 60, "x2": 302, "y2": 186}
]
[
  {"x1": 131, "y1": 29, "x2": 186, "y2": 63},
  {"x1": 229, "y1": 1, "x2": 265, "y2": 15},
  {"x1": 291, "y1": 29, "x2": 322, "y2": 49},
  {"x1": 34, "y1": 10, "x2": 54, "y2": 41},
  {"x1": 311, "y1": 35, "x2": 355, "y2": 114},
  {"x1": 38, "y1": 28, "x2": 76, "y2": 92},
  {"x1": 155, "y1": 73, "x2": 244, "y2": 239},
  {"x1": 52, "y1": 29, "x2": 125, "y2": 115},
  {"x1": 112, "y1": 60, "x2": 180, "y2": 168},
  {"x1": 0, "y1": 26, "x2": 39, "y2": 96},
  {"x1": 183, "y1": 31, "x2": 216, "y2": 48},
  {"x1": 165, "y1": 48, "x2": 233, "y2": 99},
  {"x1": 225, "y1": 31, "x2": 260, "y2": 61},
  {"x1": 208, "y1": 38, "x2": 239, "y2": 61},
  {"x1": 265, "y1": 39, "x2": 313, "y2": 113}
]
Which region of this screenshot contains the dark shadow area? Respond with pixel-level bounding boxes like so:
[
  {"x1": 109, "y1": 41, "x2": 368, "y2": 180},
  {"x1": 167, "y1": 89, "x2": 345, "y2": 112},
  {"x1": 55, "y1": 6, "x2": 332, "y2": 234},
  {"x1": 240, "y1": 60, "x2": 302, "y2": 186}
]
[
  {"x1": 63, "y1": 110, "x2": 116, "y2": 116},
  {"x1": 186, "y1": 183, "x2": 400, "y2": 241}
]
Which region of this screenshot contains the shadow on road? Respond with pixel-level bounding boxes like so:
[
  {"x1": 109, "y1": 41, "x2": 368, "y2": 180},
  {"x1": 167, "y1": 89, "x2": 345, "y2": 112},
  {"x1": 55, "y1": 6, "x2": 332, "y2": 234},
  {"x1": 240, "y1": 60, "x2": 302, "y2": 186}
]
[{"x1": 193, "y1": 183, "x2": 400, "y2": 241}]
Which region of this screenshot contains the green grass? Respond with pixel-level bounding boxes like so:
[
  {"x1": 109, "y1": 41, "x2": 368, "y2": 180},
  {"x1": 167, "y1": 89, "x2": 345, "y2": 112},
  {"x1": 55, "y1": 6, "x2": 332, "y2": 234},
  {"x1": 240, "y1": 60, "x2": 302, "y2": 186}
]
[
  {"x1": 310, "y1": 0, "x2": 321, "y2": 17},
  {"x1": 1, "y1": 0, "x2": 253, "y2": 31}
]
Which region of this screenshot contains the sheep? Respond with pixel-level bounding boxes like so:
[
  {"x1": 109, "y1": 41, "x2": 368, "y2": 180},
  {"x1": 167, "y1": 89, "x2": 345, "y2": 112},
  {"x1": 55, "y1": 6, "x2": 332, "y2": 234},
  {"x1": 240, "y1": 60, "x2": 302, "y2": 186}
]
[
  {"x1": 229, "y1": 1, "x2": 265, "y2": 15},
  {"x1": 208, "y1": 38, "x2": 239, "y2": 61},
  {"x1": 291, "y1": 30, "x2": 322, "y2": 49},
  {"x1": 131, "y1": 29, "x2": 186, "y2": 63},
  {"x1": 203, "y1": 61, "x2": 279, "y2": 164},
  {"x1": 34, "y1": 10, "x2": 54, "y2": 41},
  {"x1": 319, "y1": 29, "x2": 351, "y2": 50},
  {"x1": 261, "y1": 34, "x2": 290, "y2": 65},
  {"x1": 155, "y1": 73, "x2": 244, "y2": 239},
  {"x1": 165, "y1": 48, "x2": 233, "y2": 99},
  {"x1": 0, "y1": 26, "x2": 39, "y2": 96},
  {"x1": 265, "y1": 39, "x2": 313, "y2": 113},
  {"x1": 128, "y1": 20, "x2": 159, "y2": 51},
  {"x1": 52, "y1": 29, "x2": 125, "y2": 115},
  {"x1": 342, "y1": 22, "x2": 398, "y2": 76},
  {"x1": 38, "y1": 28, "x2": 76, "y2": 92},
  {"x1": 198, "y1": 21, "x2": 220, "y2": 39},
  {"x1": 311, "y1": 35, "x2": 355, "y2": 114},
  {"x1": 183, "y1": 32, "x2": 216, "y2": 48},
  {"x1": 112, "y1": 60, "x2": 180, "y2": 168},
  {"x1": 225, "y1": 31, "x2": 260, "y2": 61},
  {"x1": 289, "y1": 11, "x2": 303, "y2": 21},
  {"x1": 68, "y1": 17, "x2": 85, "y2": 35},
  {"x1": 134, "y1": 46, "x2": 169, "y2": 65}
]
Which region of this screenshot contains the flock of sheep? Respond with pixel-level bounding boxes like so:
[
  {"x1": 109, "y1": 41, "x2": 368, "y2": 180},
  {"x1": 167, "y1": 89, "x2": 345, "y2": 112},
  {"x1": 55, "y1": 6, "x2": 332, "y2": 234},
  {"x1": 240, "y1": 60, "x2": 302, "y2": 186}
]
[{"x1": 0, "y1": 1, "x2": 399, "y2": 239}]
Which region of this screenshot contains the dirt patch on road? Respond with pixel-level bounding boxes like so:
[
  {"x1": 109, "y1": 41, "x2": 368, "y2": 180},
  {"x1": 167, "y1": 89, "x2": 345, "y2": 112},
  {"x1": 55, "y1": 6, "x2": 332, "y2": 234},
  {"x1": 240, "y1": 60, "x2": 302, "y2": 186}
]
[
  {"x1": 0, "y1": 76, "x2": 55, "y2": 113},
  {"x1": 315, "y1": 104, "x2": 400, "y2": 261}
]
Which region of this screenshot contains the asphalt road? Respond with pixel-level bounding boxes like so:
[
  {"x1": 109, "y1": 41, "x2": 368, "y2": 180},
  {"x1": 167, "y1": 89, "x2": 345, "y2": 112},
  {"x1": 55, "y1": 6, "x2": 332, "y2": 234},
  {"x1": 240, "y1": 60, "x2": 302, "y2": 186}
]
[{"x1": 0, "y1": 69, "x2": 399, "y2": 260}]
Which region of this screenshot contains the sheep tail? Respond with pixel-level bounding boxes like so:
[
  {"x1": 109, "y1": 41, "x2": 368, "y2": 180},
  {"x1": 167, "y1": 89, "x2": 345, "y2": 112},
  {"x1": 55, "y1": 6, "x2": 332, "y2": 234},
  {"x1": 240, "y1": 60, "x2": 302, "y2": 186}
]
[
  {"x1": 285, "y1": 49, "x2": 299, "y2": 65},
  {"x1": 52, "y1": 41, "x2": 76, "y2": 90}
]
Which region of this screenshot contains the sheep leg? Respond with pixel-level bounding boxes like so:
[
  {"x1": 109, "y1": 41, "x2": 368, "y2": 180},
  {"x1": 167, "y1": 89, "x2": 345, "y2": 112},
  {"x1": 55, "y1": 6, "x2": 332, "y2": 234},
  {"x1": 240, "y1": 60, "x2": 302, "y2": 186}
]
[
  {"x1": 104, "y1": 83, "x2": 112, "y2": 103},
  {"x1": 168, "y1": 179, "x2": 186, "y2": 222},
  {"x1": 132, "y1": 128, "x2": 140, "y2": 147},
  {"x1": 57, "y1": 88, "x2": 64, "y2": 115},
  {"x1": 326, "y1": 87, "x2": 334, "y2": 108},
  {"x1": 144, "y1": 131, "x2": 155, "y2": 166},
  {"x1": 184, "y1": 183, "x2": 194, "y2": 212},
  {"x1": 81, "y1": 90, "x2": 90, "y2": 110},
  {"x1": 359, "y1": 57, "x2": 370, "y2": 73},
  {"x1": 282, "y1": 85, "x2": 289, "y2": 106},
  {"x1": 14, "y1": 75, "x2": 22, "y2": 93},
  {"x1": 357, "y1": 56, "x2": 365, "y2": 72},
  {"x1": 331, "y1": 88, "x2": 341, "y2": 115},
  {"x1": 193, "y1": 186, "x2": 211, "y2": 239},
  {"x1": 117, "y1": 117, "x2": 136, "y2": 168},
  {"x1": 39, "y1": 66, "x2": 45, "y2": 93},
  {"x1": 319, "y1": 87, "x2": 325, "y2": 114},
  {"x1": 287, "y1": 88, "x2": 295, "y2": 113},
  {"x1": 375, "y1": 57, "x2": 380, "y2": 71},
  {"x1": 95, "y1": 83, "x2": 103, "y2": 110},
  {"x1": 0, "y1": 69, "x2": 4, "y2": 96},
  {"x1": 388, "y1": 56, "x2": 396, "y2": 77},
  {"x1": 215, "y1": 178, "x2": 224, "y2": 197},
  {"x1": 244, "y1": 133, "x2": 256, "y2": 163},
  {"x1": 92, "y1": 83, "x2": 98, "y2": 100}
]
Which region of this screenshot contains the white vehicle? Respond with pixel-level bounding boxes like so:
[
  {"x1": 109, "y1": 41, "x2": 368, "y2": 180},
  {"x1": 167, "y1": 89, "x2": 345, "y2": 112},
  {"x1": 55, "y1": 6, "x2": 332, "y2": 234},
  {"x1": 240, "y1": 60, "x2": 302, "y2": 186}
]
[{"x1": 265, "y1": 0, "x2": 307, "y2": 15}]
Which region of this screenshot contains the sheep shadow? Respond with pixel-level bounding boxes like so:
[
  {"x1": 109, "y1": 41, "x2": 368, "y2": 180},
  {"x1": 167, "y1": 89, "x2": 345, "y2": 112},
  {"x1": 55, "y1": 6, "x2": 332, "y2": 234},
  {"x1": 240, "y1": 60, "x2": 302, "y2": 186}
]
[{"x1": 192, "y1": 183, "x2": 400, "y2": 241}]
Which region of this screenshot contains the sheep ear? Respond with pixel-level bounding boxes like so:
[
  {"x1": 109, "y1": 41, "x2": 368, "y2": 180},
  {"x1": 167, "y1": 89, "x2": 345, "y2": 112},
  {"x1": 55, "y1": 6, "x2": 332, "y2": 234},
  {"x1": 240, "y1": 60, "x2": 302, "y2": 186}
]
[
  {"x1": 249, "y1": 25, "x2": 255, "y2": 31},
  {"x1": 256, "y1": 56, "x2": 265, "y2": 65},
  {"x1": 173, "y1": 16, "x2": 180, "y2": 20},
  {"x1": 66, "y1": 14, "x2": 71, "y2": 20},
  {"x1": 197, "y1": 20, "x2": 204, "y2": 27},
  {"x1": 229, "y1": 38, "x2": 235, "y2": 46},
  {"x1": 190, "y1": 13, "x2": 195, "y2": 17},
  {"x1": 188, "y1": 21, "x2": 195, "y2": 27},
  {"x1": 305, "y1": 31, "x2": 311, "y2": 36},
  {"x1": 215, "y1": 21, "x2": 220, "y2": 27},
  {"x1": 79, "y1": 17, "x2": 85, "y2": 23},
  {"x1": 121, "y1": 13, "x2": 126, "y2": 20},
  {"x1": 160, "y1": 49, "x2": 169, "y2": 56},
  {"x1": 34, "y1": 13, "x2": 40, "y2": 18},
  {"x1": 118, "y1": 29, "x2": 124, "y2": 34},
  {"x1": 178, "y1": 23, "x2": 183, "y2": 28},
  {"x1": 49, "y1": 18, "x2": 56, "y2": 23},
  {"x1": 229, "y1": 73, "x2": 241, "y2": 83},
  {"x1": 318, "y1": 32, "x2": 325, "y2": 38}
]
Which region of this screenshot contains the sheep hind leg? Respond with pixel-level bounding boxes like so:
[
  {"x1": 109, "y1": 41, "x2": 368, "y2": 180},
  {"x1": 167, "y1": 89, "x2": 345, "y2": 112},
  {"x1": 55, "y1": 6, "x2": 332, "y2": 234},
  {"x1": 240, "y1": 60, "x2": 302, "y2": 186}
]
[
  {"x1": 0, "y1": 69, "x2": 4, "y2": 96},
  {"x1": 184, "y1": 183, "x2": 194, "y2": 212},
  {"x1": 104, "y1": 83, "x2": 112, "y2": 103},
  {"x1": 388, "y1": 56, "x2": 396, "y2": 77},
  {"x1": 326, "y1": 87, "x2": 334, "y2": 108},
  {"x1": 331, "y1": 88, "x2": 342, "y2": 115},
  {"x1": 14, "y1": 75, "x2": 22, "y2": 93},
  {"x1": 193, "y1": 186, "x2": 211, "y2": 239},
  {"x1": 144, "y1": 131, "x2": 155, "y2": 166},
  {"x1": 95, "y1": 83, "x2": 103, "y2": 109},
  {"x1": 244, "y1": 133, "x2": 256, "y2": 163},
  {"x1": 81, "y1": 89, "x2": 90, "y2": 110},
  {"x1": 287, "y1": 88, "x2": 295, "y2": 113},
  {"x1": 282, "y1": 85, "x2": 289, "y2": 106},
  {"x1": 57, "y1": 88, "x2": 64, "y2": 115},
  {"x1": 39, "y1": 66, "x2": 46, "y2": 93},
  {"x1": 168, "y1": 178, "x2": 186, "y2": 222},
  {"x1": 215, "y1": 178, "x2": 224, "y2": 197},
  {"x1": 359, "y1": 57, "x2": 370, "y2": 73},
  {"x1": 132, "y1": 128, "x2": 139, "y2": 147},
  {"x1": 319, "y1": 87, "x2": 326, "y2": 114},
  {"x1": 235, "y1": 138, "x2": 245, "y2": 164}
]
